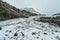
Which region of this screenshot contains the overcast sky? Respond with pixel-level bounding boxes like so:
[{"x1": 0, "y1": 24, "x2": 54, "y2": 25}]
[{"x1": 2, "y1": 0, "x2": 60, "y2": 16}]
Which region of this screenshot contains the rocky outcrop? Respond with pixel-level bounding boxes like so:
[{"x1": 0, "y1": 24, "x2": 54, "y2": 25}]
[
  {"x1": 53, "y1": 13, "x2": 60, "y2": 17},
  {"x1": 34, "y1": 17, "x2": 60, "y2": 26}
]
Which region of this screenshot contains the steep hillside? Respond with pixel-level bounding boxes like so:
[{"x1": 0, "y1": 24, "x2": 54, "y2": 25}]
[{"x1": 0, "y1": 0, "x2": 37, "y2": 21}]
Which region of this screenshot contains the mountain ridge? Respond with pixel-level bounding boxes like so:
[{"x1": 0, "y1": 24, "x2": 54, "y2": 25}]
[{"x1": 21, "y1": 8, "x2": 40, "y2": 14}]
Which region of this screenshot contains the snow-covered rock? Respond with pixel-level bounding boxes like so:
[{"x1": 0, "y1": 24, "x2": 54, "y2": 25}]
[{"x1": 21, "y1": 8, "x2": 40, "y2": 14}]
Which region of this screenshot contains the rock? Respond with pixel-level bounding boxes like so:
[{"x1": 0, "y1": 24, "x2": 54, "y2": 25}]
[
  {"x1": 9, "y1": 30, "x2": 12, "y2": 32},
  {"x1": 36, "y1": 37, "x2": 39, "y2": 39},
  {"x1": 41, "y1": 26, "x2": 45, "y2": 28},
  {"x1": 32, "y1": 32, "x2": 36, "y2": 35},
  {"x1": 44, "y1": 33, "x2": 48, "y2": 35},
  {"x1": 0, "y1": 27, "x2": 2, "y2": 30},
  {"x1": 21, "y1": 32, "x2": 24, "y2": 36},
  {"x1": 5, "y1": 34, "x2": 8, "y2": 36},
  {"x1": 14, "y1": 33, "x2": 18, "y2": 36}
]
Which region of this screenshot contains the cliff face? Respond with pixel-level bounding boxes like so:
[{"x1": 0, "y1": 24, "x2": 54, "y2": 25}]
[{"x1": 0, "y1": 0, "x2": 37, "y2": 21}]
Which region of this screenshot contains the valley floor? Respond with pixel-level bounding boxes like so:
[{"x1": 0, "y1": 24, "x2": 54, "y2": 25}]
[{"x1": 0, "y1": 16, "x2": 60, "y2": 40}]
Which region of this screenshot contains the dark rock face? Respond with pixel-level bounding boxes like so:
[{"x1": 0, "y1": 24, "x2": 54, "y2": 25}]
[
  {"x1": 0, "y1": 27, "x2": 2, "y2": 30},
  {"x1": 35, "y1": 17, "x2": 60, "y2": 26},
  {"x1": 0, "y1": 0, "x2": 37, "y2": 21},
  {"x1": 53, "y1": 13, "x2": 60, "y2": 16}
]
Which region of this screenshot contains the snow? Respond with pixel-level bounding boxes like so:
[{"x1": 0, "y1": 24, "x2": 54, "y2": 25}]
[
  {"x1": 21, "y1": 8, "x2": 40, "y2": 14},
  {"x1": 0, "y1": 16, "x2": 60, "y2": 40}
]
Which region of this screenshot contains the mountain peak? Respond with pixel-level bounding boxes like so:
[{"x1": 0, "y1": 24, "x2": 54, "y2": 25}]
[{"x1": 21, "y1": 8, "x2": 40, "y2": 14}]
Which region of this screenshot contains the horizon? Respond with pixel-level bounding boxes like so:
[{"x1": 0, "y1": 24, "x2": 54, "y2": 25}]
[{"x1": 2, "y1": 0, "x2": 60, "y2": 16}]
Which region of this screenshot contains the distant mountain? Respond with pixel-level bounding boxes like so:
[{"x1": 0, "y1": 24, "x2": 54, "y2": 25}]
[
  {"x1": 0, "y1": 0, "x2": 37, "y2": 21},
  {"x1": 21, "y1": 8, "x2": 40, "y2": 14},
  {"x1": 21, "y1": 8, "x2": 47, "y2": 17}
]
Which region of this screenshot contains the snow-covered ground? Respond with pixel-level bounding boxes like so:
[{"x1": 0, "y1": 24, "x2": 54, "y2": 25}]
[{"x1": 0, "y1": 16, "x2": 60, "y2": 40}]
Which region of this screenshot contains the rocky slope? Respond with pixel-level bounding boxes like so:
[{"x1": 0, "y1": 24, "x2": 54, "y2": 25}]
[
  {"x1": 34, "y1": 17, "x2": 60, "y2": 26},
  {"x1": 0, "y1": 0, "x2": 37, "y2": 21}
]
